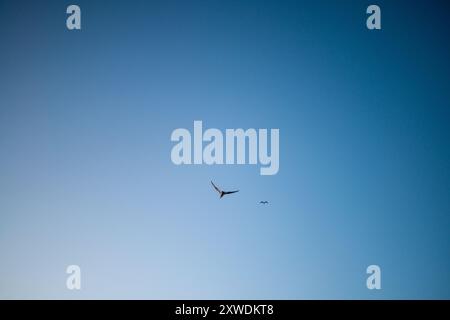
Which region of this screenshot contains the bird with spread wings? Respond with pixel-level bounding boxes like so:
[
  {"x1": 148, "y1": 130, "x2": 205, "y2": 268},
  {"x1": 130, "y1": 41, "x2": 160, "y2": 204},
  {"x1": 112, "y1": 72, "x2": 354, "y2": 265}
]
[{"x1": 211, "y1": 181, "x2": 239, "y2": 198}]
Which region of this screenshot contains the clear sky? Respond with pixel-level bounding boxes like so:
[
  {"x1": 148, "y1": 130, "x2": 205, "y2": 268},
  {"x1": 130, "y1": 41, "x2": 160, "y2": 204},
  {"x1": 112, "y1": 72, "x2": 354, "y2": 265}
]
[{"x1": 0, "y1": 0, "x2": 449, "y2": 299}]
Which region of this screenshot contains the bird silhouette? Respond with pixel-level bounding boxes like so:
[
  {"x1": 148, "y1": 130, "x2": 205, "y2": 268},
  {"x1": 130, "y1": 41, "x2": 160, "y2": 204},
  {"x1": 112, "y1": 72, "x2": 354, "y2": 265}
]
[
  {"x1": 259, "y1": 201, "x2": 269, "y2": 204},
  {"x1": 211, "y1": 181, "x2": 239, "y2": 198}
]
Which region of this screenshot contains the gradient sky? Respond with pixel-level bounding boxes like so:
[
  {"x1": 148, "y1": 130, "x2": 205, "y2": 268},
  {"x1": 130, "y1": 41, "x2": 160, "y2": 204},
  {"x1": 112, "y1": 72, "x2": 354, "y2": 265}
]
[{"x1": 0, "y1": 0, "x2": 449, "y2": 299}]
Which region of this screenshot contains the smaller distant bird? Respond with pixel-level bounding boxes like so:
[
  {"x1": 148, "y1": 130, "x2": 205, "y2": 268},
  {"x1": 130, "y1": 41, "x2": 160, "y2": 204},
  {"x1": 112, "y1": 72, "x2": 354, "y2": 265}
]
[
  {"x1": 259, "y1": 201, "x2": 269, "y2": 204},
  {"x1": 211, "y1": 181, "x2": 239, "y2": 198}
]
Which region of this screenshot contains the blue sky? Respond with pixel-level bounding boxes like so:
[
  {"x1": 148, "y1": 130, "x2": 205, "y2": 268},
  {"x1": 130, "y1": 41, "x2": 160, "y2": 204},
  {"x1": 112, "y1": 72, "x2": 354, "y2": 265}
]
[{"x1": 0, "y1": 0, "x2": 449, "y2": 299}]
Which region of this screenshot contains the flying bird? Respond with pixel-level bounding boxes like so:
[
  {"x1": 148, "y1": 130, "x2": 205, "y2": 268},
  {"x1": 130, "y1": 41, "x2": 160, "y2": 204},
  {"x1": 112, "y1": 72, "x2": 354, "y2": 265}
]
[
  {"x1": 211, "y1": 181, "x2": 239, "y2": 198},
  {"x1": 259, "y1": 201, "x2": 269, "y2": 204}
]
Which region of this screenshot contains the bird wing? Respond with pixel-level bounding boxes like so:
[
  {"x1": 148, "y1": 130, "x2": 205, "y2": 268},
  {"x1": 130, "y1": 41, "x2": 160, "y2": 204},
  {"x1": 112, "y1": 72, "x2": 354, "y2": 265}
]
[
  {"x1": 224, "y1": 190, "x2": 239, "y2": 195},
  {"x1": 211, "y1": 181, "x2": 222, "y2": 194}
]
